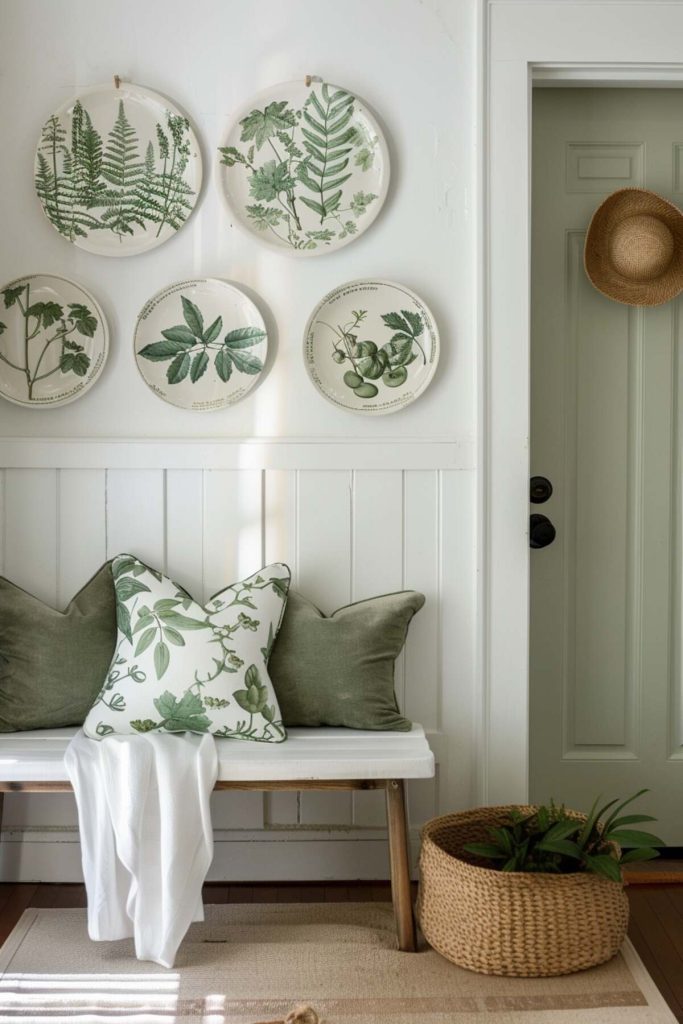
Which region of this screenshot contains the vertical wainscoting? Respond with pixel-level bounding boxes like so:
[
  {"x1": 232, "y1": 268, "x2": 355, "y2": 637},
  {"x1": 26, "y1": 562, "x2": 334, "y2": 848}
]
[{"x1": 0, "y1": 459, "x2": 476, "y2": 881}]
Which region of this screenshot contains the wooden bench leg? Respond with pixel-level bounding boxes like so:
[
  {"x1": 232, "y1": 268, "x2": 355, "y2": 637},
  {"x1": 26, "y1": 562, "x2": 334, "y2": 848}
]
[{"x1": 385, "y1": 779, "x2": 416, "y2": 952}]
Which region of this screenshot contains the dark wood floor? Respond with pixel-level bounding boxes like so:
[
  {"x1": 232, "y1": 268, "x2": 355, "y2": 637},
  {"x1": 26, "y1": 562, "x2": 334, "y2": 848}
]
[{"x1": 0, "y1": 881, "x2": 681, "y2": 1019}]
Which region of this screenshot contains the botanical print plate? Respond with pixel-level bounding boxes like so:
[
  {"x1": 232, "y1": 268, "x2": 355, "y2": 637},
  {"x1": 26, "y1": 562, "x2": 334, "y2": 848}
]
[
  {"x1": 304, "y1": 280, "x2": 439, "y2": 415},
  {"x1": 0, "y1": 275, "x2": 108, "y2": 408},
  {"x1": 217, "y1": 78, "x2": 389, "y2": 254},
  {"x1": 134, "y1": 279, "x2": 267, "y2": 411},
  {"x1": 34, "y1": 82, "x2": 202, "y2": 256}
]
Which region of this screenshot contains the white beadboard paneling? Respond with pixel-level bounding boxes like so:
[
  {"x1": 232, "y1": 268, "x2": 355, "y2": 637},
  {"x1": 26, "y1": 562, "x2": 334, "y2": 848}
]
[
  {"x1": 105, "y1": 469, "x2": 165, "y2": 568},
  {"x1": 58, "y1": 470, "x2": 107, "y2": 604},
  {"x1": 202, "y1": 469, "x2": 263, "y2": 602},
  {"x1": 352, "y1": 471, "x2": 404, "y2": 827},
  {"x1": 3, "y1": 469, "x2": 58, "y2": 605},
  {"x1": 298, "y1": 470, "x2": 353, "y2": 826},
  {"x1": 297, "y1": 470, "x2": 352, "y2": 611},
  {"x1": 165, "y1": 469, "x2": 204, "y2": 598},
  {"x1": 439, "y1": 470, "x2": 478, "y2": 812},
  {"x1": 403, "y1": 471, "x2": 440, "y2": 730},
  {"x1": 264, "y1": 469, "x2": 299, "y2": 827}
]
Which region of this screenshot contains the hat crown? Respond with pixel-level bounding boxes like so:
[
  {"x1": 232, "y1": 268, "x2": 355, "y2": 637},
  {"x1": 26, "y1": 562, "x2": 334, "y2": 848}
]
[{"x1": 608, "y1": 214, "x2": 674, "y2": 281}]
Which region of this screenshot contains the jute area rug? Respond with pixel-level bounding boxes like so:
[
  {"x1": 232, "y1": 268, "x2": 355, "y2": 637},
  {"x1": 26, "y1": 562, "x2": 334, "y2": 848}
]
[{"x1": 0, "y1": 902, "x2": 675, "y2": 1023}]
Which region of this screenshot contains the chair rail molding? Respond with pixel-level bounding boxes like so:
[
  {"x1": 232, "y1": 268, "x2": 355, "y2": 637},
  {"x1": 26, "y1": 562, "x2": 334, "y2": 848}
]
[{"x1": 482, "y1": 0, "x2": 683, "y2": 805}]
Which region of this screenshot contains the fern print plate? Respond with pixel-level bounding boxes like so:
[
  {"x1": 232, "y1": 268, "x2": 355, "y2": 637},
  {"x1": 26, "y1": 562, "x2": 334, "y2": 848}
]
[
  {"x1": 304, "y1": 280, "x2": 439, "y2": 415},
  {"x1": 0, "y1": 274, "x2": 108, "y2": 408},
  {"x1": 34, "y1": 82, "x2": 202, "y2": 257},
  {"x1": 134, "y1": 279, "x2": 268, "y2": 411},
  {"x1": 217, "y1": 78, "x2": 389, "y2": 255}
]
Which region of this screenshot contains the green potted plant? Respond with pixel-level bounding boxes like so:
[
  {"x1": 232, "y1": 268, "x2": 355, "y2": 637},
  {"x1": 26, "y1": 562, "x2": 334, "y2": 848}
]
[{"x1": 416, "y1": 791, "x2": 661, "y2": 977}]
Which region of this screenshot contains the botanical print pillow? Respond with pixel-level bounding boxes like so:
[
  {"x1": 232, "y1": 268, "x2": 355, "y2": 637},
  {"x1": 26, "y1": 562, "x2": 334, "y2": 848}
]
[{"x1": 83, "y1": 555, "x2": 290, "y2": 743}]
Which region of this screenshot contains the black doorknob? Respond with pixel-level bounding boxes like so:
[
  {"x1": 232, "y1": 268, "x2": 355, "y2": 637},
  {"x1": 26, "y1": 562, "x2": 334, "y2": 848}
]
[
  {"x1": 530, "y1": 475, "x2": 553, "y2": 504},
  {"x1": 530, "y1": 513, "x2": 556, "y2": 549}
]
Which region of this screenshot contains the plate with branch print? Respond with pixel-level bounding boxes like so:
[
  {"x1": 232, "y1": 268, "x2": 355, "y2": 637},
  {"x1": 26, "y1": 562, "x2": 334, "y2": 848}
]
[
  {"x1": 304, "y1": 279, "x2": 439, "y2": 415},
  {"x1": 34, "y1": 82, "x2": 202, "y2": 257},
  {"x1": 217, "y1": 77, "x2": 389, "y2": 255},
  {"x1": 134, "y1": 279, "x2": 268, "y2": 411},
  {"x1": 0, "y1": 275, "x2": 108, "y2": 408}
]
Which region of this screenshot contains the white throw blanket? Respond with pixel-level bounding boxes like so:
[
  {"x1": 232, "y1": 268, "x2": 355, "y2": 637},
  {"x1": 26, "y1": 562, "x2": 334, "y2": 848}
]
[{"x1": 65, "y1": 729, "x2": 218, "y2": 968}]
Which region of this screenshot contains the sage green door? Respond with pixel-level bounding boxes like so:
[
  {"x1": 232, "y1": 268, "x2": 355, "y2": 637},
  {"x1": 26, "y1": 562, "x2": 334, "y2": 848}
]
[{"x1": 531, "y1": 88, "x2": 683, "y2": 843}]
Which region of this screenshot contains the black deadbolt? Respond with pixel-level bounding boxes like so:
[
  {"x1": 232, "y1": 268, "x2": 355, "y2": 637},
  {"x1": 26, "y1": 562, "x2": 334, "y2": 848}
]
[
  {"x1": 530, "y1": 475, "x2": 553, "y2": 504},
  {"x1": 530, "y1": 513, "x2": 556, "y2": 549}
]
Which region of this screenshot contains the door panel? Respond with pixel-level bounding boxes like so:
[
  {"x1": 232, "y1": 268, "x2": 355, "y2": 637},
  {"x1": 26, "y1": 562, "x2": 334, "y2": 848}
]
[{"x1": 531, "y1": 88, "x2": 683, "y2": 841}]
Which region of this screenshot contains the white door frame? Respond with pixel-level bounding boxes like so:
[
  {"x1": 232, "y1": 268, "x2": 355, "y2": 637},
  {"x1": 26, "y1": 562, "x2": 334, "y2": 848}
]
[{"x1": 481, "y1": 0, "x2": 683, "y2": 804}]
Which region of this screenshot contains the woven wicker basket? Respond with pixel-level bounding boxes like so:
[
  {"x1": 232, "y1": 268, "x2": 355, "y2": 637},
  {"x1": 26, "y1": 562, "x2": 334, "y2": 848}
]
[{"x1": 416, "y1": 806, "x2": 629, "y2": 977}]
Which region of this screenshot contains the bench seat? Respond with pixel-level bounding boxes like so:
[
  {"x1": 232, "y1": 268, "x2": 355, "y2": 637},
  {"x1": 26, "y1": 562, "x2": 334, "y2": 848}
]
[
  {"x1": 0, "y1": 724, "x2": 434, "y2": 784},
  {"x1": 0, "y1": 724, "x2": 434, "y2": 952}
]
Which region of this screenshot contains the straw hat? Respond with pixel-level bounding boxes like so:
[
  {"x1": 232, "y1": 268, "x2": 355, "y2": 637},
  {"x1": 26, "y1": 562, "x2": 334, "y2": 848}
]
[{"x1": 584, "y1": 188, "x2": 683, "y2": 306}]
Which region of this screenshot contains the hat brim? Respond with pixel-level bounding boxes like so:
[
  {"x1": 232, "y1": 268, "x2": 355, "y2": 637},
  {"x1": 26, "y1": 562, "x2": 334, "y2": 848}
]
[{"x1": 584, "y1": 188, "x2": 683, "y2": 307}]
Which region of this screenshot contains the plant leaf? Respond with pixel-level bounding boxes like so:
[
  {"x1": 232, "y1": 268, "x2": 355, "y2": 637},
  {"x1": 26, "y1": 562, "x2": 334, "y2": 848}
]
[
  {"x1": 167, "y1": 351, "x2": 191, "y2": 384},
  {"x1": 401, "y1": 308, "x2": 424, "y2": 336},
  {"x1": 135, "y1": 626, "x2": 156, "y2": 656},
  {"x1": 115, "y1": 577, "x2": 151, "y2": 602},
  {"x1": 153, "y1": 640, "x2": 170, "y2": 679},
  {"x1": 181, "y1": 296, "x2": 204, "y2": 338},
  {"x1": 223, "y1": 326, "x2": 266, "y2": 348},
  {"x1": 139, "y1": 338, "x2": 192, "y2": 361},
  {"x1": 381, "y1": 311, "x2": 411, "y2": 334},
  {"x1": 229, "y1": 349, "x2": 263, "y2": 375},
  {"x1": 215, "y1": 348, "x2": 233, "y2": 382},
  {"x1": 535, "y1": 839, "x2": 582, "y2": 859},
  {"x1": 620, "y1": 848, "x2": 660, "y2": 864},
  {"x1": 584, "y1": 853, "x2": 622, "y2": 882},
  {"x1": 608, "y1": 829, "x2": 665, "y2": 848},
  {"x1": 156, "y1": 610, "x2": 210, "y2": 630},
  {"x1": 190, "y1": 349, "x2": 209, "y2": 382},
  {"x1": 161, "y1": 325, "x2": 196, "y2": 345},
  {"x1": 203, "y1": 315, "x2": 223, "y2": 344}
]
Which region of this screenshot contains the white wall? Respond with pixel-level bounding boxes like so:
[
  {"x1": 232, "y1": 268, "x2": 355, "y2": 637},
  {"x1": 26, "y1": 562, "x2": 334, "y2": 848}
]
[{"x1": 0, "y1": 0, "x2": 479, "y2": 881}]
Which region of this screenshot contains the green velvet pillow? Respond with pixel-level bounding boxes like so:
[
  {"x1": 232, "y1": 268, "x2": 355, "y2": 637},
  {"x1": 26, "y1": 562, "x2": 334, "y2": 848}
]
[
  {"x1": 269, "y1": 589, "x2": 425, "y2": 731},
  {"x1": 0, "y1": 563, "x2": 117, "y2": 731}
]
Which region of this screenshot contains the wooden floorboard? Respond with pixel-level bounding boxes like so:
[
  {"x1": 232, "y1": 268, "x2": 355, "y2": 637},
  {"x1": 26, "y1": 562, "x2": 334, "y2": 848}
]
[{"x1": 0, "y1": 880, "x2": 679, "y2": 1018}]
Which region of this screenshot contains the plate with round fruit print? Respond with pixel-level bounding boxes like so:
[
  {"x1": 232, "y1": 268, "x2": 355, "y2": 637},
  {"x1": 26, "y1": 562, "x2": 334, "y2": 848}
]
[
  {"x1": 34, "y1": 82, "x2": 202, "y2": 257},
  {"x1": 217, "y1": 77, "x2": 389, "y2": 255},
  {"x1": 134, "y1": 279, "x2": 267, "y2": 411},
  {"x1": 304, "y1": 280, "x2": 439, "y2": 415},
  {"x1": 0, "y1": 274, "x2": 108, "y2": 408}
]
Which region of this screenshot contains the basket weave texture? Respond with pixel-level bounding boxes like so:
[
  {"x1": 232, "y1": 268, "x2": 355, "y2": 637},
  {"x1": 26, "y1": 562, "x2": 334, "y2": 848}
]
[{"x1": 416, "y1": 806, "x2": 629, "y2": 977}]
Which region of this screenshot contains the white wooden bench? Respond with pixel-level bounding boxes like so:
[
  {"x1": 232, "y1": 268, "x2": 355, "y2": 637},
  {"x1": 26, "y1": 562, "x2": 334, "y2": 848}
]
[{"x1": 0, "y1": 724, "x2": 434, "y2": 952}]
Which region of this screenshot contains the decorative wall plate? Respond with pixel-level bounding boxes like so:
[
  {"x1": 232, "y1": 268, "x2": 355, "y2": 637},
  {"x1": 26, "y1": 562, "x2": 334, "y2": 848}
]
[
  {"x1": 0, "y1": 274, "x2": 108, "y2": 408},
  {"x1": 217, "y1": 77, "x2": 389, "y2": 255},
  {"x1": 34, "y1": 82, "x2": 202, "y2": 257},
  {"x1": 134, "y1": 279, "x2": 267, "y2": 411},
  {"x1": 304, "y1": 280, "x2": 439, "y2": 415}
]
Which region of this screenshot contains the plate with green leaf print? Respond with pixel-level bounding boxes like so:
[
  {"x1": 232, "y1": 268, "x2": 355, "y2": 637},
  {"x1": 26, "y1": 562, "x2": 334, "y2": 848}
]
[
  {"x1": 34, "y1": 82, "x2": 202, "y2": 257},
  {"x1": 0, "y1": 274, "x2": 108, "y2": 408},
  {"x1": 134, "y1": 279, "x2": 268, "y2": 411},
  {"x1": 217, "y1": 77, "x2": 389, "y2": 255},
  {"x1": 304, "y1": 280, "x2": 439, "y2": 415}
]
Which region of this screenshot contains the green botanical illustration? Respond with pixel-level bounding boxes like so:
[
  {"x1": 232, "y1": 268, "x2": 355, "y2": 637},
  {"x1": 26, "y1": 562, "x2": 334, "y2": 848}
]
[
  {"x1": 318, "y1": 307, "x2": 426, "y2": 400},
  {"x1": 89, "y1": 555, "x2": 290, "y2": 743},
  {"x1": 138, "y1": 295, "x2": 266, "y2": 386},
  {"x1": 35, "y1": 99, "x2": 195, "y2": 243},
  {"x1": 0, "y1": 281, "x2": 96, "y2": 400},
  {"x1": 219, "y1": 83, "x2": 379, "y2": 250}
]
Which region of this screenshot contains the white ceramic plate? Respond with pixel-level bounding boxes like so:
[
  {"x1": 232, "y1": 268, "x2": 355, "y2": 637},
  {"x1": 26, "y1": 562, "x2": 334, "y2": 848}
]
[
  {"x1": 0, "y1": 274, "x2": 108, "y2": 408},
  {"x1": 217, "y1": 77, "x2": 389, "y2": 255},
  {"x1": 304, "y1": 280, "x2": 439, "y2": 415},
  {"x1": 135, "y1": 279, "x2": 268, "y2": 411},
  {"x1": 35, "y1": 82, "x2": 202, "y2": 257}
]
